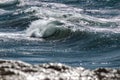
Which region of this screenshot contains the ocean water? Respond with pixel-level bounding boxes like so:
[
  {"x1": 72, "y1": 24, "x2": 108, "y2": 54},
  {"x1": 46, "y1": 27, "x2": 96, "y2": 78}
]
[{"x1": 0, "y1": 0, "x2": 120, "y2": 69}]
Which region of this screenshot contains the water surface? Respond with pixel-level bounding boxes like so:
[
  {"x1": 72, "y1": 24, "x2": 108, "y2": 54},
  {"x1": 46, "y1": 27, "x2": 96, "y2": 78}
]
[{"x1": 0, "y1": 0, "x2": 120, "y2": 69}]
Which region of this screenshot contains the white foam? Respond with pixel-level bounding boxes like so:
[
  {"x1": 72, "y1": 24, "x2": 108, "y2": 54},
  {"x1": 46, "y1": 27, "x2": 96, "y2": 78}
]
[
  {"x1": 0, "y1": 32, "x2": 24, "y2": 39},
  {"x1": 0, "y1": 32, "x2": 45, "y2": 41},
  {"x1": 87, "y1": 26, "x2": 120, "y2": 33},
  {"x1": 26, "y1": 18, "x2": 66, "y2": 38}
]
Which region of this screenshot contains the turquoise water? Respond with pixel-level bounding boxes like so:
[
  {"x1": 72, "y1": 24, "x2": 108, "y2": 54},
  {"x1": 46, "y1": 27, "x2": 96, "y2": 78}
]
[{"x1": 0, "y1": 0, "x2": 120, "y2": 69}]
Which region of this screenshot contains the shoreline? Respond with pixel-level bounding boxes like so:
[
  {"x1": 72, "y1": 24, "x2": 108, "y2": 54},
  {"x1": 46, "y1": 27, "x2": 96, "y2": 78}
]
[{"x1": 0, "y1": 59, "x2": 120, "y2": 80}]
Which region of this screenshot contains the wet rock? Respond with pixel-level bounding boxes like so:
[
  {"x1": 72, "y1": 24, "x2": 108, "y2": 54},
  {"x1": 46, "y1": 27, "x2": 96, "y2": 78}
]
[{"x1": 0, "y1": 59, "x2": 120, "y2": 80}]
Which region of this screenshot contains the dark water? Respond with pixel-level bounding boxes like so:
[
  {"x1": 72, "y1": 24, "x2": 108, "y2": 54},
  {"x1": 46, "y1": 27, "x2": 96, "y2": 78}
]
[{"x1": 0, "y1": 0, "x2": 120, "y2": 69}]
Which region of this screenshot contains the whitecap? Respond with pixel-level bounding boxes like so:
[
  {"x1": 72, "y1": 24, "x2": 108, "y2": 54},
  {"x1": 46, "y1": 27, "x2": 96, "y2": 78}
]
[{"x1": 25, "y1": 18, "x2": 74, "y2": 40}]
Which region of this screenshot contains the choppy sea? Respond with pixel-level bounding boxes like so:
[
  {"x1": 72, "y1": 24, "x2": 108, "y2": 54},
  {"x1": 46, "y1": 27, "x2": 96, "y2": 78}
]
[{"x1": 0, "y1": 0, "x2": 120, "y2": 69}]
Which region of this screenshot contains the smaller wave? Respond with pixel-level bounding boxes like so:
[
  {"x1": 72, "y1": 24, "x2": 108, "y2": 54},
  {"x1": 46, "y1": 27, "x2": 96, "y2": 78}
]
[
  {"x1": 26, "y1": 19, "x2": 72, "y2": 40},
  {"x1": 0, "y1": 0, "x2": 19, "y2": 7},
  {"x1": 0, "y1": 9, "x2": 11, "y2": 15}
]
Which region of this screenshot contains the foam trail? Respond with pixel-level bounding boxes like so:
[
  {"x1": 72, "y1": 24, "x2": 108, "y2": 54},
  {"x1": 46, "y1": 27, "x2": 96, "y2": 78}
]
[{"x1": 0, "y1": 32, "x2": 24, "y2": 39}]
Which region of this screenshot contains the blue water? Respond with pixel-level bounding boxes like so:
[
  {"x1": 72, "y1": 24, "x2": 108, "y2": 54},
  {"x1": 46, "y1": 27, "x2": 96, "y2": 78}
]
[{"x1": 0, "y1": 0, "x2": 120, "y2": 69}]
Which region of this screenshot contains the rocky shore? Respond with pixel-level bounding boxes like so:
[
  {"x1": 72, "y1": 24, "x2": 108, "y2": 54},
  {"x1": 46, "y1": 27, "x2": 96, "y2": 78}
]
[{"x1": 0, "y1": 60, "x2": 120, "y2": 80}]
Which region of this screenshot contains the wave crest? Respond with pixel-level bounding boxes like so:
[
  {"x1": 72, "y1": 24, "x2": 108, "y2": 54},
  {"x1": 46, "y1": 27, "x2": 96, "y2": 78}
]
[{"x1": 26, "y1": 19, "x2": 72, "y2": 40}]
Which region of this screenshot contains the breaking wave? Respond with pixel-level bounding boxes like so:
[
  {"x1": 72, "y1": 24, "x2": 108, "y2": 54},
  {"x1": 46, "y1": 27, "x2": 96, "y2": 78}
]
[
  {"x1": 25, "y1": 5, "x2": 120, "y2": 41},
  {"x1": 26, "y1": 19, "x2": 72, "y2": 40}
]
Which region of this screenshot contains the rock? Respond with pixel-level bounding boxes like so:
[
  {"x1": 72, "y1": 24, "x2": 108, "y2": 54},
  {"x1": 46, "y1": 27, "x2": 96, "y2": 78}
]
[{"x1": 0, "y1": 59, "x2": 120, "y2": 80}]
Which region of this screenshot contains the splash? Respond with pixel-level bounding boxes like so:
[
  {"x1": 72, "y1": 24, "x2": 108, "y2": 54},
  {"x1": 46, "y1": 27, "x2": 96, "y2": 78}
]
[{"x1": 26, "y1": 18, "x2": 71, "y2": 39}]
